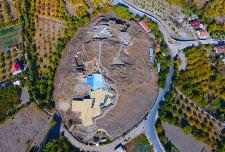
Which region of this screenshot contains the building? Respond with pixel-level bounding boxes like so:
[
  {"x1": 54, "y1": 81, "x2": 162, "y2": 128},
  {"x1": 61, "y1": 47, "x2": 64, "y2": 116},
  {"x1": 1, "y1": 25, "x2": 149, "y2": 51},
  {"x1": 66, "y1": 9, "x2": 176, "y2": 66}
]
[
  {"x1": 138, "y1": 21, "x2": 150, "y2": 33},
  {"x1": 197, "y1": 30, "x2": 209, "y2": 39},
  {"x1": 190, "y1": 20, "x2": 201, "y2": 29},
  {"x1": 85, "y1": 73, "x2": 106, "y2": 91},
  {"x1": 214, "y1": 45, "x2": 225, "y2": 54},
  {"x1": 149, "y1": 48, "x2": 155, "y2": 64},
  {"x1": 11, "y1": 62, "x2": 22, "y2": 75}
]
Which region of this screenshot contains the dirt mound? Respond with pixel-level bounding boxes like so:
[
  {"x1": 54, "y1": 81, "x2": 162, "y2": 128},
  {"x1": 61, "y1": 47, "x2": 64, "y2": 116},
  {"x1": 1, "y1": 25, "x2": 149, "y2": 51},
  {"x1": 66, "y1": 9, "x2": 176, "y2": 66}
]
[{"x1": 53, "y1": 15, "x2": 158, "y2": 142}]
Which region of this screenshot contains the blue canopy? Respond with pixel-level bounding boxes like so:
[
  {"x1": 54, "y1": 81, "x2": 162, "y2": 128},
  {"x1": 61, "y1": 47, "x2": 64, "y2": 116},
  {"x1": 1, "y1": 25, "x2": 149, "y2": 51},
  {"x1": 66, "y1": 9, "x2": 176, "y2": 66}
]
[{"x1": 85, "y1": 74, "x2": 106, "y2": 90}]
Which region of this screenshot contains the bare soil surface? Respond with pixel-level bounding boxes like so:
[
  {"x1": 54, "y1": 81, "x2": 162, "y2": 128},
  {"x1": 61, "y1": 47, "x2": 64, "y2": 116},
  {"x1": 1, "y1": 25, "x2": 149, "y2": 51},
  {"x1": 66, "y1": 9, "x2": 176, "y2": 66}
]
[
  {"x1": 0, "y1": 104, "x2": 51, "y2": 152},
  {"x1": 54, "y1": 15, "x2": 158, "y2": 142},
  {"x1": 162, "y1": 122, "x2": 211, "y2": 152}
]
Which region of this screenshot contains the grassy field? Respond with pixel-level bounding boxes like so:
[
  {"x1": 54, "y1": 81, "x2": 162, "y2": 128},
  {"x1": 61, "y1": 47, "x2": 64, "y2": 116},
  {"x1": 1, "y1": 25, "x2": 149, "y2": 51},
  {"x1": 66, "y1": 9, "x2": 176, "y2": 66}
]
[
  {"x1": 0, "y1": 87, "x2": 21, "y2": 123},
  {"x1": 0, "y1": 24, "x2": 22, "y2": 37},
  {"x1": 125, "y1": 134, "x2": 153, "y2": 152},
  {"x1": 112, "y1": 6, "x2": 135, "y2": 21},
  {"x1": 43, "y1": 137, "x2": 80, "y2": 152},
  {"x1": 0, "y1": 24, "x2": 22, "y2": 50}
]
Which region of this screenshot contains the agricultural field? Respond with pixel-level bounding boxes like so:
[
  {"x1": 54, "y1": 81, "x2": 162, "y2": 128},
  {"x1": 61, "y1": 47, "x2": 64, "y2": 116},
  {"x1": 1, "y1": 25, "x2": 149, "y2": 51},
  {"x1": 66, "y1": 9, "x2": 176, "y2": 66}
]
[
  {"x1": 29, "y1": 0, "x2": 111, "y2": 103},
  {"x1": 34, "y1": 15, "x2": 65, "y2": 76},
  {"x1": 0, "y1": 0, "x2": 12, "y2": 25},
  {"x1": 34, "y1": 0, "x2": 67, "y2": 76},
  {"x1": 65, "y1": 0, "x2": 89, "y2": 17},
  {"x1": 0, "y1": 0, "x2": 21, "y2": 27},
  {"x1": 0, "y1": 0, "x2": 23, "y2": 82},
  {"x1": 175, "y1": 46, "x2": 225, "y2": 121},
  {"x1": 160, "y1": 88, "x2": 224, "y2": 151},
  {"x1": 159, "y1": 45, "x2": 225, "y2": 151},
  {"x1": 0, "y1": 23, "x2": 23, "y2": 81}
]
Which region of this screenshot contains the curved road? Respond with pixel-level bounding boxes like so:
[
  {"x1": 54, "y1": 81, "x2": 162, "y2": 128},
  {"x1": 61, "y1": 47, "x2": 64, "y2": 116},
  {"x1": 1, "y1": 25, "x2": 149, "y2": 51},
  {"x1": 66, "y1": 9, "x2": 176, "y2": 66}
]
[{"x1": 61, "y1": 1, "x2": 223, "y2": 152}]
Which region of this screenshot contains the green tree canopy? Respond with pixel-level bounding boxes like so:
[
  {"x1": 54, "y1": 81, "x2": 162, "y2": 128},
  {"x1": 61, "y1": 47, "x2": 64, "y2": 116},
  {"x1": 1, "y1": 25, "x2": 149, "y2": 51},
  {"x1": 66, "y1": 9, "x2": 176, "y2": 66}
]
[{"x1": 43, "y1": 137, "x2": 79, "y2": 152}]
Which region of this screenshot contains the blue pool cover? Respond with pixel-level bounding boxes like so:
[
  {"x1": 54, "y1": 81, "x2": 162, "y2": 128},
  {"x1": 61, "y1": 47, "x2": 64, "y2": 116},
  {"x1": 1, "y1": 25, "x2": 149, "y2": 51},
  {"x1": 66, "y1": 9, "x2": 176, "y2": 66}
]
[{"x1": 85, "y1": 74, "x2": 106, "y2": 90}]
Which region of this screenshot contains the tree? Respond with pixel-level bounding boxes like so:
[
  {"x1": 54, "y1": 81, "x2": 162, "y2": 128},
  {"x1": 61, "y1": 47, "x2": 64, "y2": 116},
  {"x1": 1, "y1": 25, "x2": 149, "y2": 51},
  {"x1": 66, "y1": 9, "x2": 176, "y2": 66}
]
[{"x1": 43, "y1": 137, "x2": 79, "y2": 152}]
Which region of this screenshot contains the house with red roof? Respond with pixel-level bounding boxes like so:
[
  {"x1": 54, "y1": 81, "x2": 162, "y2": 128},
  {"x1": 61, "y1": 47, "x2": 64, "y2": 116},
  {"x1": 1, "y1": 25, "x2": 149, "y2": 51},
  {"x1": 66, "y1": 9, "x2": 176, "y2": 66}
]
[
  {"x1": 138, "y1": 21, "x2": 150, "y2": 33},
  {"x1": 197, "y1": 30, "x2": 209, "y2": 39},
  {"x1": 11, "y1": 62, "x2": 22, "y2": 75},
  {"x1": 190, "y1": 20, "x2": 202, "y2": 29}
]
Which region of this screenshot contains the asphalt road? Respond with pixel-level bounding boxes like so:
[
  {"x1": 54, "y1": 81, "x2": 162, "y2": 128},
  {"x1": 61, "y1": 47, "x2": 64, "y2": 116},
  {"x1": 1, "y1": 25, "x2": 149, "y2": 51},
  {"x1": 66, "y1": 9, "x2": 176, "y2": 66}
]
[{"x1": 61, "y1": 120, "x2": 147, "y2": 152}]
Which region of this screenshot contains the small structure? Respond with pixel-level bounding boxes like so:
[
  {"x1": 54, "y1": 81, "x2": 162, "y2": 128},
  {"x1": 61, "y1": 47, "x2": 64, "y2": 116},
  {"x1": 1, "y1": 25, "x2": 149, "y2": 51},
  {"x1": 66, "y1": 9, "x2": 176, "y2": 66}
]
[
  {"x1": 222, "y1": 58, "x2": 225, "y2": 64},
  {"x1": 149, "y1": 48, "x2": 155, "y2": 64},
  {"x1": 196, "y1": 30, "x2": 209, "y2": 39},
  {"x1": 190, "y1": 20, "x2": 201, "y2": 29},
  {"x1": 215, "y1": 45, "x2": 225, "y2": 54},
  {"x1": 74, "y1": 52, "x2": 85, "y2": 71},
  {"x1": 85, "y1": 73, "x2": 106, "y2": 91},
  {"x1": 11, "y1": 62, "x2": 22, "y2": 75},
  {"x1": 138, "y1": 21, "x2": 150, "y2": 33},
  {"x1": 156, "y1": 43, "x2": 161, "y2": 54},
  {"x1": 13, "y1": 80, "x2": 21, "y2": 86},
  {"x1": 157, "y1": 63, "x2": 161, "y2": 73},
  {"x1": 71, "y1": 88, "x2": 114, "y2": 127},
  {"x1": 114, "y1": 144, "x2": 126, "y2": 152},
  {"x1": 190, "y1": 15, "x2": 199, "y2": 21}
]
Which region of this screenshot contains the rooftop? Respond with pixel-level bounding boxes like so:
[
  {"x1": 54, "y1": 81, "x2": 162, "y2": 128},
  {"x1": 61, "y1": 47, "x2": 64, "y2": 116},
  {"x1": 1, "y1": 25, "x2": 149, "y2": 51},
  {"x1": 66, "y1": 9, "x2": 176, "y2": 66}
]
[
  {"x1": 85, "y1": 73, "x2": 106, "y2": 91},
  {"x1": 215, "y1": 45, "x2": 225, "y2": 54}
]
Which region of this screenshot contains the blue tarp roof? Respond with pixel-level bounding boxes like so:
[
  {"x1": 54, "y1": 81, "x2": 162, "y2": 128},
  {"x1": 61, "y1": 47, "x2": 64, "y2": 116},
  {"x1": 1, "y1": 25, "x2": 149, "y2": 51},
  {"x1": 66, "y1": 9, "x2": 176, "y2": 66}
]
[{"x1": 85, "y1": 74, "x2": 106, "y2": 90}]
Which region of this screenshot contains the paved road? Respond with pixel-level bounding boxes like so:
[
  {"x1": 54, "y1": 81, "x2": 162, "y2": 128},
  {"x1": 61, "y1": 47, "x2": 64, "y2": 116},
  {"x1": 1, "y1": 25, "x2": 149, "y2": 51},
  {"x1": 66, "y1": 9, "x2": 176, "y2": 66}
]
[
  {"x1": 178, "y1": 51, "x2": 187, "y2": 71},
  {"x1": 145, "y1": 65, "x2": 174, "y2": 152},
  {"x1": 61, "y1": 119, "x2": 147, "y2": 152}
]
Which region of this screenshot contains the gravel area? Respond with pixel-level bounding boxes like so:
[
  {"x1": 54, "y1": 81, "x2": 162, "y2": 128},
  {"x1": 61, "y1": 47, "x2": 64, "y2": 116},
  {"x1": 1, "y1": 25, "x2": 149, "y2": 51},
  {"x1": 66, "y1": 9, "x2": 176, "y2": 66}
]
[
  {"x1": 0, "y1": 104, "x2": 51, "y2": 152},
  {"x1": 162, "y1": 122, "x2": 211, "y2": 152}
]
